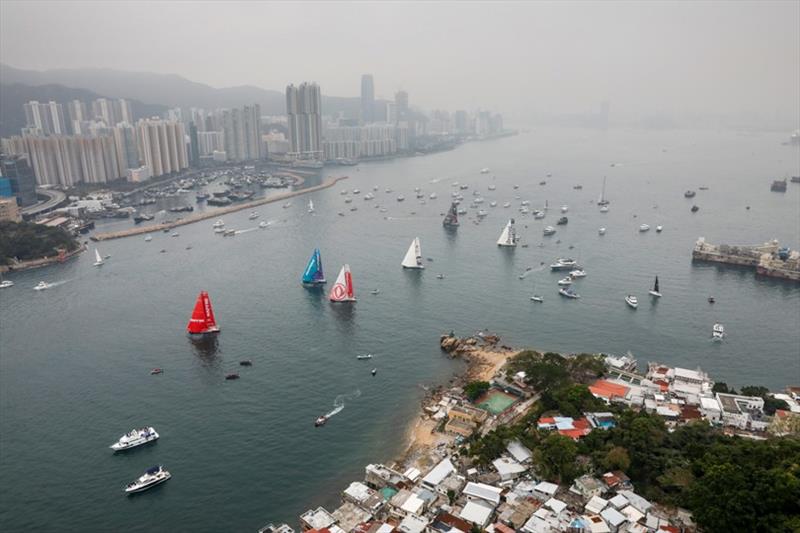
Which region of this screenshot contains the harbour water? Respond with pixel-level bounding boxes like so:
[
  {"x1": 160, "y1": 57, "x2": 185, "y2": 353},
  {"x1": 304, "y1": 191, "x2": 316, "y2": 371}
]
[{"x1": 1, "y1": 127, "x2": 798, "y2": 531}]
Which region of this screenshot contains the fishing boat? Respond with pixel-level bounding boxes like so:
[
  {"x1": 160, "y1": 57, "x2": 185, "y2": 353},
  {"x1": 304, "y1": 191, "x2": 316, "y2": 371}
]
[
  {"x1": 550, "y1": 258, "x2": 578, "y2": 270},
  {"x1": 712, "y1": 323, "x2": 725, "y2": 341},
  {"x1": 187, "y1": 291, "x2": 220, "y2": 336},
  {"x1": 656, "y1": 225, "x2": 663, "y2": 232},
  {"x1": 329, "y1": 264, "x2": 356, "y2": 302},
  {"x1": 33, "y1": 281, "x2": 51, "y2": 291},
  {"x1": 442, "y1": 203, "x2": 460, "y2": 227},
  {"x1": 497, "y1": 219, "x2": 518, "y2": 247},
  {"x1": 639, "y1": 224, "x2": 650, "y2": 232},
  {"x1": 93, "y1": 248, "x2": 105, "y2": 267},
  {"x1": 357, "y1": 354, "x2": 373, "y2": 360},
  {"x1": 110, "y1": 427, "x2": 159, "y2": 452},
  {"x1": 436, "y1": 274, "x2": 445, "y2": 279},
  {"x1": 559, "y1": 287, "x2": 580, "y2": 299},
  {"x1": 648, "y1": 276, "x2": 662, "y2": 297},
  {"x1": 598, "y1": 176, "x2": 610, "y2": 206},
  {"x1": 569, "y1": 269, "x2": 587, "y2": 278},
  {"x1": 302, "y1": 248, "x2": 326, "y2": 285},
  {"x1": 543, "y1": 226, "x2": 556, "y2": 236},
  {"x1": 625, "y1": 295, "x2": 639, "y2": 309},
  {"x1": 401, "y1": 238, "x2": 424, "y2": 269},
  {"x1": 125, "y1": 466, "x2": 171, "y2": 494},
  {"x1": 477, "y1": 209, "x2": 488, "y2": 218},
  {"x1": 598, "y1": 227, "x2": 606, "y2": 235}
]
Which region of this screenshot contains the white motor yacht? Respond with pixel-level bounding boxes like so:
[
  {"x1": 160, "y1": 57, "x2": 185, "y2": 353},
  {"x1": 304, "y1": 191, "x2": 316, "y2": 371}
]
[
  {"x1": 144, "y1": 235, "x2": 153, "y2": 242},
  {"x1": 712, "y1": 323, "x2": 725, "y2": 341},
  {"x1": 0, "y1": 280, "x2": 14, "y2": 289},
  {"x1": 625, "y1": 295, "x2": 639, "y2": 308},
  {"x1": 356, "y1": 354, "x2": 373, "y2": 360},
  {"x1": 639, "y1": 224, "x2": 650, "y2": 232},
  {"x1": 598, "y1": 227, "x2": 607, "y2": 235},
  {"x1": 558, "y1": 276, "x2": 573, "y2": 286},
  {"x1": 543, "y1": 226, "x2": 556, "y2": 236},
  {"x1": 550, "y1": 258, "x2": 578, "y2": 270},
  {"x1": 124, "y1": 465, "x2": 171, "y2": 494},
  {"x1": 569, "y1": 269, "x2": 587, "y2": 278},
  {"x1": 212, "y1": 220, "x2": 225, "y2": 228},
  {"x1": 33, "y1": 281, "x2": 51, "y2": 291},
  {"x1": 559, "y1": 287, "x2": 580, "y2": 299},
  {"x1": 110, "y1": 427, "x2": 160, "y2": 452}
]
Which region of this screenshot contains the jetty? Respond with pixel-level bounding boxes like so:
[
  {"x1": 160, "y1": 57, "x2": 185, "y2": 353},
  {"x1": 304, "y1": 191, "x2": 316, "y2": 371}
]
[
  {"x1": 91, "y1": 175, "x2": 349, "y2": 241},
  {"x1": 692, "y1": 237, "x2": 800, "y2": 282}
]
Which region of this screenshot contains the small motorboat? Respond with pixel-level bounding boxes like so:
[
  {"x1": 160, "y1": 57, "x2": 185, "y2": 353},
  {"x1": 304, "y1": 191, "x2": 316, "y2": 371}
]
[
  {"x1": 33, "y1": 281, "x2": 51, "y2": 291},
  {"x1": 370, "y1": 289, "x2": 380, "y2": 295},
  {"x1": 559, "y1": 287, "x2": 580, "y2": 299},
  {"x1": 0, "y1": 280, "x2": 14, "y2": 289},
  {"x1": 560, "y1": 205, "x2": 569, "y2": 213},
  {"x1": 144, "y1": 235, "x2": 153, "y2": 242},
  {"x1": 558, "y1": 276, "x2": 573, "y2": 286},
  {"x1": 556, "y1": 217, "x2": 568, "y2": 225},
  {"x1": 639, "y1": 224, "x2": 650, "y2": 232},
  {"x1": 684, "y1": 190, "x2": 696, "y2": 198},
  {"x1": 503, "y1": 202, "x2": 511, "y2": 208},
  {"x1": 569, "y1": 269, "x2": 587, "y2": 278},
  {"x1": 598, "y1": 227, "x2": 606, "y2": 235},
  {"x1": 371, "y1": 368, "x2": 377, "y2": 376},
  {"x1": 625, "y1": 295, "x2": 639, "y2": 309},
  {"x1": 539, "y1": 181, "x2": 546, "y2": 185},
  {"x1": 150, "y1": 368, "x2": 163, "y2": 375},
  {"x1": 712, "y1": 323, "x2": 725, "y2": 341},
  {"x1": 225, "y1": 373, "x2": 240, "y2": 380},
  {"x1": 239, "y1": 360, "x2": 253, "y2": 366},
  {"x1": 656, "y1": 225, "x2": 663, "y2": 232},
  {"x1": 397, "y1": 195, "x2": 405, "y2": 202},
  {"x1": 212, "y1": 220, "x2": 225, "y2": 228},
  {"x1": 282, "y1": 202, "x2": 292, "y2": 209},
  {"x1": 223, "y1": 229, "x2": 236, "y2": 237},
  {"x1": 691, "y1": 205, "x2": 699, "y2": 213},
  {"x1": 708, "y1": 296, "x2": 715, "y2": 304},
  {"x1": 356, "y1": 354, "x2": 373, "y2": 360},
  {"x1": 550, "y1": 258, "x2": 578, "y2": 270},
  {"x1": 248, "y1": 212, "x2": 260, "y2": 220},
  {"x1": 171, "y1": 232, "x2": 180, "y2": 238},
  {"x1": 315, "y1": 415, "x2": 328, "y2": 427},
  {"x1": 259, "y1": 221, "x2": 268, "y2": 228},
  {"x1": 599, "y1": 205, "x2": 609, "y2": 213},
  {"x1": 530, "y1": 295, "x2": 544, "y2": 303},
  {"x1": 436, "y1": 274, "x2": 445, "y2": 279},
  {"x1": 110, "y1": 427, "x2": 160, "y2": 452},
  {"x1": 124, "y1": 465, "x2": 171, "y2": 494},
  {"x1": 543, "y1": 226, "x2": 556, "y2": 236}
]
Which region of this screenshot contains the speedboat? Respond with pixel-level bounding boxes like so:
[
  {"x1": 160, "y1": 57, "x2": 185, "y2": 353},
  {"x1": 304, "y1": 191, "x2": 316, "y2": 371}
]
[
  {"x1": 490, "y1": 201, "x2": 497, "y2": 207},
  {"x1": 144, "y1": 235, "x2": 153, "y2": 242},
  {"x1": 110, "y1": 427, "x2": 159, "y2": 452},
  {"x1": 397, "y1": 195, "x2": 405, "y2": 202},
  {"x1": 550, "y1": 258, "x2": 578, "y2": 270},
  {"x1": 344, "y1": 197, "x2": 353, "y2": 203},
  {"x1": 370, "y1": 288, "x2": 380, "y2": 295},
  {"x1": 171, "y1": 232, "x2": 180, "y2": 237},
  {"x1": 488, "y1": 184, "x2": 496, "y2": 191},
  {"x1": 249, "y1": 212, "x2": 259, "y2": 220},
  {"x1": 436, "y1": 274, "x2": 445, "y2": 279},
  {"x1": 598, "y1": 227, "x2": 606, "y2": 235},
  {"x1": 125, "y1": 465, "x2": 171, "y2": 494},
  {"x1": 0, "y1": 280, "x2": 13, "y2": 289},
  {"x1": 560, "y1": 205, "x2": 569, "y2": 213},
  {"x1": 656, "y1": 225, "x2": 663, "y2": 232},
  {"x1": 353, "y1": 189, "x2": 361, "y2": 195},
  {"x1": 477, "y1": 210, "x2": 488, "y2": 218},
  {"x1": 223, "y1": 229, "x2": 236, "y2": 237},
  {"x1": 315, "y1": 415, "x2": 328, "y2": 427},
  {"x1": 558, "y1": 276, "x2": 573, "y2": 286},
  {"x1": 533, "y1": 210, "x2": 545, "y2": 219},
  {"x1": 530, "y1": 295, "x2": 543, "y2": 303},
  {"x1": 33, "y1": 281, "x2": 51, "y2": 291},
  {"x1": 357, "y1": 354, "x2": 373, "y2": 360},
  {"x1": 684, "y1": 190, "x2": 696, "y2": 198},
  {"x1": 225, "y1": 373, "x2": 240, "y2": 380},
  {"x1": 150, "y1": 368, "x2": 163, "y2": 375},
  {"x1": 569, "y1": 269, "x2": 587, "y2": 278},
  {"x1": 283, "y1": 202, "x2": 292, "y2": 209},
  {"x1": 212, "y1": 220, "x2": 225, "y2": 228},
  {"x1": 543, "y1": 226, "x2": 556, "y2": 236},
  {"x1": 712, "y1": 323, "x2": 725, "y2": 341},
  {"x1": 259, "y1": 221, "x2": 268, "y2": 228},
  {"x1": 625, "y1": 295, "x2": 639, "y2": 309},
  {"x1": 639, "y1": 224, "x2": 650, "y2": 232},
  {"x1": 429, "y1": 193, "x2": 437, "y2": 199},
  {"x1": 559, "y1": 287, "x2": 580, "y2": 299}
]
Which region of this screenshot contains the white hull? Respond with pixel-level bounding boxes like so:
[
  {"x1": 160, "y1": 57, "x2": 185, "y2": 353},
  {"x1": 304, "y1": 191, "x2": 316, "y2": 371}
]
[
  {"x1": 648, "y1": 290, "x2": 662, "y2": 297},
  {"x1": 125, "y1": 472, "x2": 171, "y2": 494}
]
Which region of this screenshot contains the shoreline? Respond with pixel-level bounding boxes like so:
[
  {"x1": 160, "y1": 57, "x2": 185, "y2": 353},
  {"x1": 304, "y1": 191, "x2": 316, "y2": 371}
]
[
  {"x1": 0, "y1": 244, "x2": 86, "y2": 274},
  {"x1": 90, "y1": 173, "x2": 346, "y2": 241}
]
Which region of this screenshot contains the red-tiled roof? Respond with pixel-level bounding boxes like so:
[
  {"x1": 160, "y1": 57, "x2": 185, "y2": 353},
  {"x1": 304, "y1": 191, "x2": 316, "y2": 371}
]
[
  {"x1": 654, "y1": 379, "x2": 669, "y2": 392},
  {"x1": 539, "y1": 416, "x2": 556, "y2": 424},
  {"x1": 493, "y1": 523, "x2": 516, "y2": 533},
  {"x1": 589, "y1": 380, "x2": 630, "y2": 399}
]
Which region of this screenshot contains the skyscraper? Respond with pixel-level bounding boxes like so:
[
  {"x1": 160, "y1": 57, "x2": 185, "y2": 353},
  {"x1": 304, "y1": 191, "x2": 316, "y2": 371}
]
[
  {"x1": 286, "y1": 83, "x2": 323, "y2": 160},
  {"x1": 135, "y1": 118, "x2": 188, "y2": 177},
  {"x1": 361, "y1": 75, "x2": 375, "y2": 124},
  {"x1": 23, "y1": 100, "x2": 66, "y2": 135},
  {"x1": 395, "y1": 91, "x2": 409, "y2": 121},
  {"x1": 113, "y1": 123, "x2": 140, "y2": 170}
]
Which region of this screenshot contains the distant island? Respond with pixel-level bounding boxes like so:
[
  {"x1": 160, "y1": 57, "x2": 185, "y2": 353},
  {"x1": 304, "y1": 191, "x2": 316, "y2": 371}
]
[{"x1": 0, "y1": 220, "x2": 80, "y2": 269}]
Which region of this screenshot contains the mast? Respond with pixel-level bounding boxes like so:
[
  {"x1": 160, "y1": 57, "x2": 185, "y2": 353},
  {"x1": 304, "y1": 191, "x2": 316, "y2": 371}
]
[{"x1": 654, "y1": 276, "x2": 659, "y2": 293}]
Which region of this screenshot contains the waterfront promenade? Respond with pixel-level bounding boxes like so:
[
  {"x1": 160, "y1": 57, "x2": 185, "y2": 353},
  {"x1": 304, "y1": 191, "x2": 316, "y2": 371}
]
[{"x1": 91, "y1": 174, "x2": 348, "y2": 241}]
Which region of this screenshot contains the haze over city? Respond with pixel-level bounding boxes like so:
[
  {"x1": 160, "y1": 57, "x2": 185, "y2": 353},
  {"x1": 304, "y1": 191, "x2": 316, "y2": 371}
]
[{"x1": 2, "y1": 1, "x2": 799, "y2": 125}]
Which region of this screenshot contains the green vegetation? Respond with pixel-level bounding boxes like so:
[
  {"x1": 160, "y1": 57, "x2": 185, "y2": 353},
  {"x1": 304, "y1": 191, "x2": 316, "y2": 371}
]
[
  {"x1": 0, "y1": 221, "x2": 79, "y2": 265},
  {"x1": 466, "y1": 348, "x2": 800, "y2": 533},
  {"x1": 464, "y1": 381, "x2": 491, "y2": 402}
]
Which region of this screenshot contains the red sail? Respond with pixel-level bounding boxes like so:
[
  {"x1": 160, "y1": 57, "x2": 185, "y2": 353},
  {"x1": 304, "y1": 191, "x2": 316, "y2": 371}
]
[
  {"x1": 345, "y1": 270, "x2": 355, "y2": 299},
  {"x1": 187, "y1": 291, "x2": 219, "y2": 334}
]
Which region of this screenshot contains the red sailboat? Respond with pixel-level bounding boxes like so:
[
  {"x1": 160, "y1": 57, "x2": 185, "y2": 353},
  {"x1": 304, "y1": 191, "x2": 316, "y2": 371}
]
[{"x1": 187, "y1": 291, "x2": 221, "y2": 335}]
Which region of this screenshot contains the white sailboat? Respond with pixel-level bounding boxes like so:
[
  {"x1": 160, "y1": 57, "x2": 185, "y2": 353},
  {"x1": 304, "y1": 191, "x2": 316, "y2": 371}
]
[
  {"x1": 497, "y1": 219, "x2": 518, "y2": 247},
  {"x1": 93, "y1": 248, "x2": 105, "y2": 267},
  {"x1": 329, "y1": 264, "x2": 356, "y2": 302},
  {"x1": 401, "y1": 237, "x2": 424, "y2": 269},
  {"x1": 308, "y1": 199, "x2": 315, "y2": 213}
]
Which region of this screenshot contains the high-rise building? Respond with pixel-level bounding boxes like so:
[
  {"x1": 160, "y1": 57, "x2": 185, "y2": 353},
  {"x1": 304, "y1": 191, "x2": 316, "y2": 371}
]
[
  {"x1": 66, "y1": 100, "x2": 89, "y2": 134},
  {"x1": 188, "y1": 122, "x2": 200, "y2": 165},
  {"x1": 242, "y1": 104, "x2": 262, "y2": 160},
  {"x1": 454, "y1": 110, "x2": 470, "y2": 135},
  {"x1": 23, "y1": 100, "x2": 66, "y2": 135},
  {"x1": 113, "y1": 123, "x2": 140, "y2": 171},
  {"x1": 135, "y1": 118, "x2": 188, "y2": 178},
  {"x1": 0, "y1": 154, "x2": 38, "y2": 206},
  {"x1": 197, "y1": 131, "x2": 225, "y2": 157},
  {"x1": 395, "y1": 91, "x2": 409, "y2": 120},
  {"x1": 361, "y1": 74, "x2": 375, "y2": 124},
  {"x1": 286, "y1": 83, "x2": 323, "y2": 160}
]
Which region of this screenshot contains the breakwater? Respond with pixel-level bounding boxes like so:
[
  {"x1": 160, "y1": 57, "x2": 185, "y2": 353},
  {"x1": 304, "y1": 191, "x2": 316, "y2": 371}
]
[
  {"x1": 692, "y1": 237, "x2": 800, "y2": 282},
  {"x1": 91, "y1": 174, "x2": 348, "y2": 241}
]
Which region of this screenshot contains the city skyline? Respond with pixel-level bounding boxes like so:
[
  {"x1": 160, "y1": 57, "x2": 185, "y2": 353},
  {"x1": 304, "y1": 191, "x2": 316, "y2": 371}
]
[{"x1": 1, "y1": 1, "x2": 798, "y2": 123}]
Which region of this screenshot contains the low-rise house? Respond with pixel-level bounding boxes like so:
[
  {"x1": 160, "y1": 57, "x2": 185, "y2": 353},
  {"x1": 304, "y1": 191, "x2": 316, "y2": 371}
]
[
  {"x1": 492, "y1": 457, "x2": 527, "y2": 481},
  {"x1": 463, "y1": 481, "x2": 504, "y2": 505},
  {"x1": 300, "y1": 507, "x2": 336, "y2": 532},
  {"x1": 522, "y1": 508, "x2": 561, "y2": 533},
  {"x1": 389, "y1": 489, "x2": 426, "y2": 518},
  {"x1": 496, "y1": 496, "x2": 540, "y2": 529},
  {"x1": 532, "y1": 481, "x2": 559, "y2": 501},
  {"x1": 585, "y1": 495, "x2": 609, "y2": 515},
  {"x1": 586, "y1": 412, "x2": 617, "y2": 430},
  {"x1": 506, "y1": 439, "x2": 533, "y2": 463},
  {"x1": 601, "y1": 471, "x2": 632, "y2": 492},
  {"x1": 259, "y1": 524, "x2": 295, "y2": 533},
  {"x1": 600, "y1": 507, "x2": 627, "y2": 532},
  {"x1": 331, "y1": 502, "x2": 373, "y2": 533},
  {"x1": 620, "y1": 505, "x2": 644, "y2": 525},
  {"x1": 343, "y1": 482, "x2": 384, "y2": 514},
  {"x1": 583, "y1": 514, "x2": 612, "y2": 533},
  {"x1": 716, "y1": 393, "x2": 768, "y2": 431},
  {"x1": 538, "y1": 416, "x2": 593, "y2": 440},
  {"x1": 607, "y1": 494, "x2": 629, "y2": 511},
  {"x1": 430, "y1": 512, "x2": 472, "y2": 533},
  {"x1": 459, "y1": 499, "x2": 496, "y2": 528},
  {"x1": 365, "y1": 464, "x2": 406, "y2": 489},
  {"x1": 589, "y1": 380, "x2": 632, "y2": 405},
  {"x1": 402, "y1": 468, "x2": 421, "y2": 483},
  {"x1": 445, "y1": 405, "x2": 488, "y2": 437},
  {"x1": 421, "y1": 458, "x2": 456, "y2": 493},
  {"x1": 617, "y1": 491, "x2": 651, "y2": 516},
  {"x1": 544, "y1": 498, "x2": 568, "y2": 515},
  {"x1": 397, "y1": 514, "x2": 428, "y2": 533},
  {"x1": 571, "y1": 475, "x2": 605, "y2": 500}
]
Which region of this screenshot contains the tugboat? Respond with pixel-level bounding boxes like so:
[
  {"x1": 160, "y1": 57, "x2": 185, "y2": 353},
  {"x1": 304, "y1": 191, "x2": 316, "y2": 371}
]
[
  {"x1": 315, "y1": 415, "x2": 328, "y2": 427},
  {"x1": 124, "y1": 465, "x2": 171, "y2": 494},
  {"x1": 110, "y1": 427, "x2": 160, "y2": 452}
]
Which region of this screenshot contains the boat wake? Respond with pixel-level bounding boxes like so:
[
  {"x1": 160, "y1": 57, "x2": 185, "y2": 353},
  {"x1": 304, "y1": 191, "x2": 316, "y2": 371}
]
[
  {"x1": 324, "y1": 389, "x2": 361, "y2": 419},
  {"x1": 237, "y1": 228, "x2": 258, "y2": 234}
]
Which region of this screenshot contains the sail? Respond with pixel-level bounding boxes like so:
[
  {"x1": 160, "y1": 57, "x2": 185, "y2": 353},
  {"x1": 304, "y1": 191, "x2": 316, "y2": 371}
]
[
  {"x1": 187, "y1": 291, "x2": 219, "y2": 334},
  {"x1": 308, "y1": 200, "x2": 314, "y2": 212},
  {"x1": 302, "y1": 248, "x2": 325, "y2": 283},
  {"x1": 497, "y1": 219, "x2": 517, "y2": 246},
  {"x1": 401, "y1": 238, "x2": 424, "y2": 268},
  {"x1": 654, "y1": 276, "x2": 659, "y2": 293},
  {"x1": 95, "y1": 249, "x2": 102, "y2": 263},
  {"x1": 443, "y1": 203, "x2": 459, "y2": 227},
  {"x1": 329, "y1": 265, "x2": 355, "y2": 302}
]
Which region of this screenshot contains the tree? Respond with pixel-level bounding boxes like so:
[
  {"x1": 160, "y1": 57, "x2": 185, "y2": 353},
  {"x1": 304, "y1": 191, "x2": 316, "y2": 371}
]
[
  {"x1": 763, "y1": 396, "x2": 790, "y2": 416},
  {"x1": 604, "y1": 446, "x2": 631, "y2": 472},
  {"x1": 464, "y1": 381, "x2": 490, "y2": 402},
  {"x1": 447, "y1": 489, "x2": 456, "y2": 505},
  {"x1": 712, "y1": 382, "x2": 736, "y2": 395},
  {"x1": 740, "y1": 385, "x2": 769, "y2": 398},
  {"x1": 534, "y1": 433, "x2": 578, "y2": 483}
]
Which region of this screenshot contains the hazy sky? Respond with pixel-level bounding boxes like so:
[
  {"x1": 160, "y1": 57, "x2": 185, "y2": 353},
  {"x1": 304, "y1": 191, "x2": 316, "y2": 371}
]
[{"x1": 1, "y1": 1, "x2": 798, "y2": 119}]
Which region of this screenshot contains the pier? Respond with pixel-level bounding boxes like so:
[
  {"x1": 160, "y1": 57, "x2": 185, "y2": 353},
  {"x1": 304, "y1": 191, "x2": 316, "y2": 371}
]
[
  {"x1": 91, "y1": 174, "x2": 349, "y2": 242},
  {"x1": 692, "y1": 237, "x2": 800, "y2": 282}
]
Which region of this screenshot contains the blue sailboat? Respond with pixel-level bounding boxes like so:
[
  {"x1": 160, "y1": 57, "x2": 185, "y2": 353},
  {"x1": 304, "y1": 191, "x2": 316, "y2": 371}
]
[{"x1": 302, "y1": 248, "x2": 326, "y2": 285}]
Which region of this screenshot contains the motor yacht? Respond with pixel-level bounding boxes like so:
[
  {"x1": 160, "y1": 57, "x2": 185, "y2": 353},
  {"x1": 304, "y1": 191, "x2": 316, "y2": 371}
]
[
  {"x1": 639, "y1": 224, "x2": 650, "y2": 232},
  {"x1": 0, "y1": 280, "x2": 14, "y2": 289},
  {"x1": 598, "y1": 227, "x2": 607, "y2": 235},
  {"x1": 569, "y1": 269, "x2": 587, "y2": 278},
  {"x1": 712, "y1": 323, "x2": 725, "y2": 341},
  {"x1": 550, "y1": 258, "x2": 578, "y2": 270},
  {"x1": 34, "y1": 281, "x2": 51, "y2": 291},
  {"x1": 543, "y1": 226, "x2": 556, "y2": 236},
  {"x1": 558, "y1": 276, "x2": 573, "y2": 286},
  {"x1": 559, "y1": 287, "x2": 580, "y2": 299},
  {"x1": 110, "y1": 427, "x2": 160, "y2": 452},
  {"x1": 625, "y1": 295, "x2": 639, "y2": 308},
  {"x1": 125, "y1": 465, "x2": 171, "y2": 494}
]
